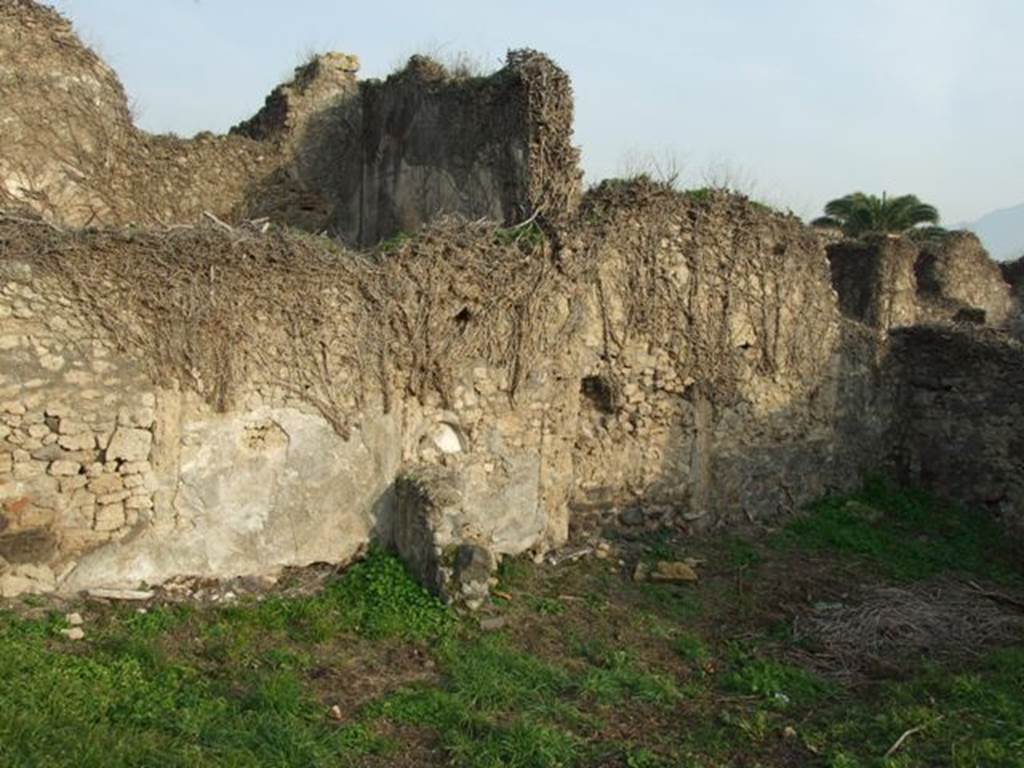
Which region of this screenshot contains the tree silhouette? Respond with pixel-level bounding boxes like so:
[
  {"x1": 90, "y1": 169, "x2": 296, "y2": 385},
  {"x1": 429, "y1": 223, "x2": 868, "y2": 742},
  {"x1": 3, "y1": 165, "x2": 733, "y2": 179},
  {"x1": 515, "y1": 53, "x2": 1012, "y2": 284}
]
[{"x1": 812, "y1": 192, "x2": 941, "y2": 238}]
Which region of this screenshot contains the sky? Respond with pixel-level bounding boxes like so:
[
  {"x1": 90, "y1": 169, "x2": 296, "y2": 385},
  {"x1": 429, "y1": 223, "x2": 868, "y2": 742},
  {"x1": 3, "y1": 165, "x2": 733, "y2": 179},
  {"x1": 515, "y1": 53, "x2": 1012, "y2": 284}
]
[{"x1": 51, "y1": 0, "x2": 1024, "y2": 225}]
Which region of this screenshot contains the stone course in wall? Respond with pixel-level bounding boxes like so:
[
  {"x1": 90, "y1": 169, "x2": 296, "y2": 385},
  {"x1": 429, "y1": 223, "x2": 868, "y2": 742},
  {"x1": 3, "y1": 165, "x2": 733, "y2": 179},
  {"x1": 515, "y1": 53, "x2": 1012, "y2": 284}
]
[{"x1": 0, "y1": 260, "x2": 159, "y2": 596}]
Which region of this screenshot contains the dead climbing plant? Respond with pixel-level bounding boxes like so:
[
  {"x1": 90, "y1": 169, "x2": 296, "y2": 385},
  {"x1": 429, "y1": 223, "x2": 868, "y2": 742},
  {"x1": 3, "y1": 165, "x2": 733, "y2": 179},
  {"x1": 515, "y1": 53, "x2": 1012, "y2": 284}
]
[
  {"x1": 573, "y1": 179, "x2": 837, "y2": 406},
  {"x1": 0, "y1": 213, "x2": 582, "y2": 438}
]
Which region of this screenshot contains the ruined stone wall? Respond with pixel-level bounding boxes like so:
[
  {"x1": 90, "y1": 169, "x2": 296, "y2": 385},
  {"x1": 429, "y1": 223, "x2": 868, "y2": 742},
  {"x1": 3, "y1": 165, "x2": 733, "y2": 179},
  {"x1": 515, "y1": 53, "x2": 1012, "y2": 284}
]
[
  {"x1": 0, "y1": 215, "x2": 586, "y2": 596},
  {"x1": 333, "y1": 52, "x2": 580, "y2": 246},
  {"x1": 826, "y1": 233, "x2": 1015, "y2": 331},
  {"x1": 1, "y1": 3, "x2": 580, "y2": 244},
  {"x1": 888, "y1": 326, "x2": 1024, "y2": 538},
  {"x1": 827, "y1": 237, "x2": 921, "y2": 330},
  {"x1": 568, "y1": 184, "x2": 886, "y2": 528},
  {"x1": 0, "y1": 186, "x2": 886, "y2": 596},
  {"x1": 1001, "y1": 256, "x2": 1024, "y2": 337},
  {"x1": 915, "y1": 232, "x2": 1015, "y2": 326},
  {"x1": 0, "y1": 0, "x2": 284, "y2": 228}
]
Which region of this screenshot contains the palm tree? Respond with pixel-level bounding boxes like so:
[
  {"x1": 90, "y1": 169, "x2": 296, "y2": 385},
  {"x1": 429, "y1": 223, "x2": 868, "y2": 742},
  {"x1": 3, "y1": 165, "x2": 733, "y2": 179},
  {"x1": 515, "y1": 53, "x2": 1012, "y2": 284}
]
[{"x1": 812, "y1": 192, "x2": 941, "y2": 238}]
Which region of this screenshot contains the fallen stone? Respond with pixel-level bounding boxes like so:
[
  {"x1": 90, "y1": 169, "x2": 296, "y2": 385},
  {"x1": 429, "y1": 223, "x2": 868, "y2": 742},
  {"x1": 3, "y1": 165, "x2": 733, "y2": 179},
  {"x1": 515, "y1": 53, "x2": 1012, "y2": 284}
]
[
  {"x1": 649, "y1": 560, "x2": 699, "y2": 583},
  {"x1": 66, "y1": 611, "x2": 83, "y2": 626},
  {"x1": 479, "y1": 616, "x2": 508, "y2": 632},
  {"x1": 619, "y1": 508, "x2": 645, "y2": 526},
  {"x1": 545, "y1": 545, "x2": 593, "y2": 566},
  {"x1": 61, "y1": 627, "x2": 85, "y2": 641}
]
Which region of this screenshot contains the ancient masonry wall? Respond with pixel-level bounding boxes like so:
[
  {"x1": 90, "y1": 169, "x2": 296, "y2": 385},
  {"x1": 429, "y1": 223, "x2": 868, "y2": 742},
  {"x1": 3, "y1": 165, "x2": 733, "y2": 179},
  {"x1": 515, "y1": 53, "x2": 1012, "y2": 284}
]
[
  {"x1": 827, "y1": 232, "x2": 1015, "y2": 331},
  {"x1": 567, "y1": 185, "x2": 884, "y2": 528},
  {"x1": 2, "y1": 0, "x2": 1022, "y2": 601},
  {"x1": 888, "y1": 327, "x2": 1024, "y2": 537},
  {"x1": 0, "y1": 188, "x2": 879, "y2": 597},
  {"x1": 2, "y1": 1, "x2": 576, "y2": 246},
  {"x1": 333, "y1": 52, "x2": 581, "y2": 246}
]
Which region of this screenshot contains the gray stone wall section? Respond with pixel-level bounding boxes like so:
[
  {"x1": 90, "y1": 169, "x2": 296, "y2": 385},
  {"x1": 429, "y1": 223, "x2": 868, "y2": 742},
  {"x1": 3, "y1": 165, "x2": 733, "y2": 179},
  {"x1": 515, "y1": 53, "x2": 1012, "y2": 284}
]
[
  {"x1": 335, "y1": 52, "x2": 579, "y2": 246},
  {"x1": 827, "y1": 233, "x2": 1015, "y2": 331},
  {"x1": 827, "y1": 237, "x2": 919, "y2": 330},
  {"x1": 888, "y1": 326, "x2": 1024, "y2": 537}
]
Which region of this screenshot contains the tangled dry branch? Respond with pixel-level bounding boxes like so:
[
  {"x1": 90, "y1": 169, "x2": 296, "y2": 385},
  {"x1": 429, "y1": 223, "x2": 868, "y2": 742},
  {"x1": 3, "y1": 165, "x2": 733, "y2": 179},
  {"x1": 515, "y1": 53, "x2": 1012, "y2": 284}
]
[{"x1": 793, "y1": 578, "x2": 1024, "y2": 679}]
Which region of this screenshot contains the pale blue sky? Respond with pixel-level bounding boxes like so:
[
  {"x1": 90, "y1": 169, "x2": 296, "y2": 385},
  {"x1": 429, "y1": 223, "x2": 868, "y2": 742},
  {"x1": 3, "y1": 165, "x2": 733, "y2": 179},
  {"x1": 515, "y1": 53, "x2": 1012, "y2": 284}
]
[{"x1": 52, "y1": 0, "x2": 1023, "y2": 224}]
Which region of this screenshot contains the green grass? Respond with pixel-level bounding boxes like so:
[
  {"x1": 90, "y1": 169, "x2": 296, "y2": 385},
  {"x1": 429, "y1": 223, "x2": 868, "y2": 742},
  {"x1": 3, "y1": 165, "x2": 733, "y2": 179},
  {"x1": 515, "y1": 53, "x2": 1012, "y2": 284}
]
[
  {"x1": 0, "y1": 547, "x2": 444, "y2": 768},
  {"x1": 377, "y1": 231, "x2": 411, "y2": 253},
  {"x1": 806, "y1": 647, "x2": 1024, "y2": 767},
  {"x1": 781, "y1": 478, "x2": 1020, "y2": 582},
  {"x1": 493, "y1": 221, "x2": 547, "y2": 250},
  {"x1": 1, "y1": 482, "x2": 1021, "y2": 767},
  {"x1": 672, "y1": 631, "x2": 712, "y2": 668},
  {"x1": 579, "y1": 646, "x2": 681, "y2": 706},
  {"x1": 723, "y1": 646, "x2": 833, "y2": 707},
  {"x1": 0, "y1": 627, "x2": 390, "y2": 767},
  {"x1": 370, "y1": 635, "x2": 579, "y2": 768}
]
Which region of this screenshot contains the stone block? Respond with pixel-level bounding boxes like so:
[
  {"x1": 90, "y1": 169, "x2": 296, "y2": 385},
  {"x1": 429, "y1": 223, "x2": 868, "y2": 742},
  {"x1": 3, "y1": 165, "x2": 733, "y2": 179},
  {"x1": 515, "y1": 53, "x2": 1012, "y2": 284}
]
[
  {"x1": 105, "y1": 428, "x2": 152, "y2": 462},
  {"x1": 87, "y1": 474, "x2": 123, "y2": 495},
  {"x1": 59, "y1": 475, "x2": 90, "y2": 493},
  {"x1": 97, "y1": 490, "x2": 131, "y2": 505},
  {"x1": 118, "y1": 406, "x2": 155, "y2": 429},
  {"x1": 124, "y1": 495, "x2": 153, "y2": 510},
  {"x1": 49, "y1": 459, "x2": 81, "y2": 477},
  {"x1": 93, "y1": 503, "x2": 125, "y2": 532},
  {"x1": 26, "y1": 424, "x2": 50, "y2": 439},
  {"x1": 58, "y1": 433, "x2": 96, "y2": 451}
]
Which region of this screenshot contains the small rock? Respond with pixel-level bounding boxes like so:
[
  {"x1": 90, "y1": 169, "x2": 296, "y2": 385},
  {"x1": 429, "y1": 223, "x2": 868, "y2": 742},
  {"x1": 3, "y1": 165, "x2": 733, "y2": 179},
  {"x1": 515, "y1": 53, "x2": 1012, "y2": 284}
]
[
  {"x1": 633, "y1": 562, "x2": 650, "y2": 582},
  {"x1": 328, "y1": 705, "x2": 343, "y2": 721},
  {"x1": 649, "y1": 560, "x2": 699, "y2": 583},
  {"x1": 61, "y1": 627, "x2": 85, "y2": 641},
  {"x1": 65, "y1": 612, "x2": 84, "y2": 626},
  {"x1": 619, "y1": 508, "x2": 645, "y2": 527},
  {"x1": 479, "y1": 616, "x2": 507, "y2": 632}
]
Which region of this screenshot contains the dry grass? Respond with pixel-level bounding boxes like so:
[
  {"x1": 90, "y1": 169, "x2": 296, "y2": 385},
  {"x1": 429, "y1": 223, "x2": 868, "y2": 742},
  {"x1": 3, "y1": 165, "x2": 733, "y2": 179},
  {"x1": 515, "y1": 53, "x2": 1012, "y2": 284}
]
[{"x1": 794, "y1": 578, "x2": 1024, "y2": 678}]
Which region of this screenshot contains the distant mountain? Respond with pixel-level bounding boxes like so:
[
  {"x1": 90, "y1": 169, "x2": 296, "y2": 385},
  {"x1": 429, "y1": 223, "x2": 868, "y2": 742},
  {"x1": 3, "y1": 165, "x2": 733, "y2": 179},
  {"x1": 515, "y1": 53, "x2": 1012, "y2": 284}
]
[{"x1": 962, "y1": 203, "x2": 1024, "y2": 261}]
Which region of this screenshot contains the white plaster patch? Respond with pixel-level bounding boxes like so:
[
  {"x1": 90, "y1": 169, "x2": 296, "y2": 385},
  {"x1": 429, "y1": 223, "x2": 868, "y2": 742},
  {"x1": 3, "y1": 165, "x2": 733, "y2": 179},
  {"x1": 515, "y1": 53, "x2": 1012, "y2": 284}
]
[{"x1": 430, "y1": 422, "x2": 465, "y2": 454}]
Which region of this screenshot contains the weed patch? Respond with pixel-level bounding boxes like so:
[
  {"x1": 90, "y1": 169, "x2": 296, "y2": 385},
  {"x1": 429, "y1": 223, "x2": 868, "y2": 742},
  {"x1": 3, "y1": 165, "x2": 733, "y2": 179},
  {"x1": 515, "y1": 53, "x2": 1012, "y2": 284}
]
[{"x1": 782, "y1": 479, "x2": 1020, "y2": 582}]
